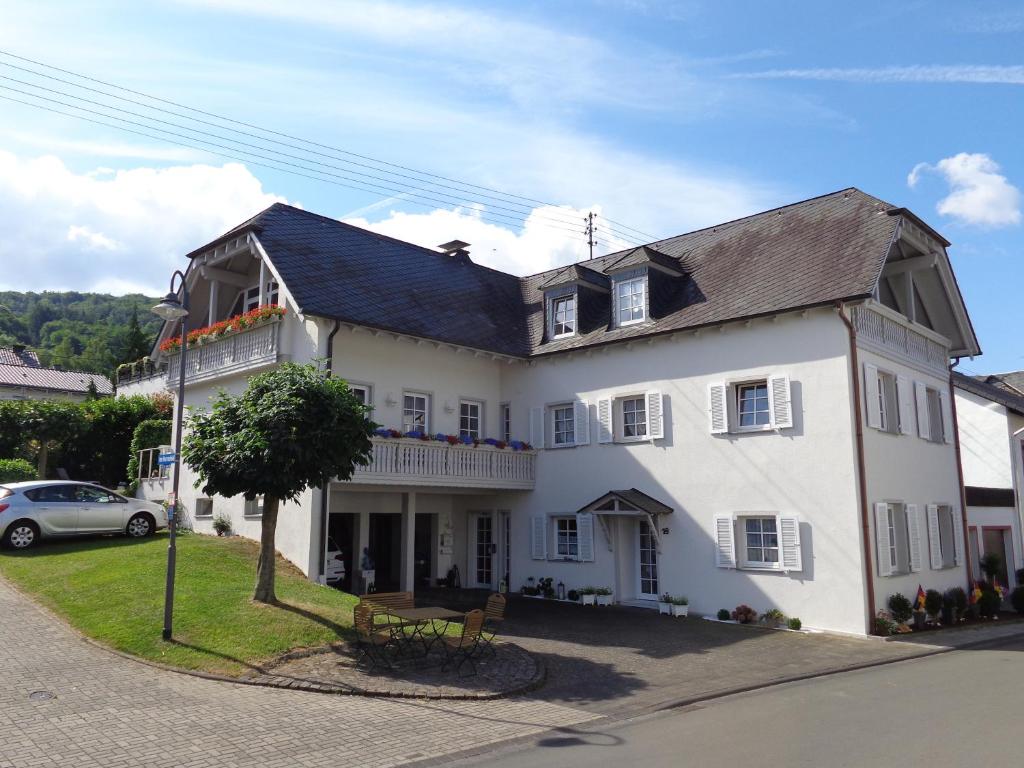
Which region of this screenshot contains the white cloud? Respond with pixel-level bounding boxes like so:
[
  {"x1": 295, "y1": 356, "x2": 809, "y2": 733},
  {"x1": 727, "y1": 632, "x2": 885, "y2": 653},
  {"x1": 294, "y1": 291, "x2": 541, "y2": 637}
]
[
  {"x1": 733, "y1": 65, "x2": 1024, "y2": 85},
  {"x1": 0, "y1": 151, "x2": 286, "y2": 294},
  {"x1": 908, "y1": 153, "x2": 1021, "y2": 228}
]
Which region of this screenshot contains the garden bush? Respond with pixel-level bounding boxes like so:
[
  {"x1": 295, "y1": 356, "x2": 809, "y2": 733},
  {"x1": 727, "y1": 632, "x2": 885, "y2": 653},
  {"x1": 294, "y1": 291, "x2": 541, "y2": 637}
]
[
  {"x1": 887, "y1": 593, "x2": 913, "y2": 624},
  {"x1": 977, "y1": 583, "x2": 1002, "y2": 617},
  {"x1": 924, "y1": 589, "x2": 943, "y2": 618},
  {"x1": 787, "y1": 617, "x2": 802, "y2": 631},
  {"x1": 716, "y1": 608, "x2": 730, "y2": 621},
  {"x1": 0, "y1": 458, "x2": 35, "y2": 483},
  {"x1": 1011, "y1": 586, "x2": 1024, "y2": 615}
]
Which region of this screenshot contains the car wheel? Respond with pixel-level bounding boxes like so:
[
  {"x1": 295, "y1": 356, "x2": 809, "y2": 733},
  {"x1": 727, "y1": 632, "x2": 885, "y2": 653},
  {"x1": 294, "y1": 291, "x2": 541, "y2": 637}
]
[
  {"x1": 126, "y1": 513, "x2": 154, "y2": 538},
  {"x1": 4, "y1": 521, "x2": 39, "y2": 550}
]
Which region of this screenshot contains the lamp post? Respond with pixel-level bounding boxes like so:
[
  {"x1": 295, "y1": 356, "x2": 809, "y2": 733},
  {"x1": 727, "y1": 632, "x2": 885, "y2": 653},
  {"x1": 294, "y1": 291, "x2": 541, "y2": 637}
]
[{"x1": 151, "y1": 271, "x2": 189, "y2": 641}]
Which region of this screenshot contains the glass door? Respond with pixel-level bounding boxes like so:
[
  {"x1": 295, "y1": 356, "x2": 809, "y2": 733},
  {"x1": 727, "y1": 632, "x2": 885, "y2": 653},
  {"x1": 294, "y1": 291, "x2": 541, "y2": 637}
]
[
  {"x1": 638, "y1": 520, "x2": 659, "y2": 598},
  {"x1": 473, "y1": 513, "x2": 494, "y2": 588}
]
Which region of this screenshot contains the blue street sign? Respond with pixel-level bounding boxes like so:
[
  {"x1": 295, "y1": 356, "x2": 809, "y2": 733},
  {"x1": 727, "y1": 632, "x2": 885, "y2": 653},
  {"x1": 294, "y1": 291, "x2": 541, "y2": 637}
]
[{"x1": 157, "y1": 452, "x2": 176, "y2": 466}]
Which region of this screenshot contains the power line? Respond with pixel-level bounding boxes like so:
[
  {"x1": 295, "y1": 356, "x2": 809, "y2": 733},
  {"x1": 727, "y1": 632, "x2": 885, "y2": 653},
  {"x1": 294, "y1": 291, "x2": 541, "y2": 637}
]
[{"x1": 0, "y1": 49, "x2": 660, "y2": 244}]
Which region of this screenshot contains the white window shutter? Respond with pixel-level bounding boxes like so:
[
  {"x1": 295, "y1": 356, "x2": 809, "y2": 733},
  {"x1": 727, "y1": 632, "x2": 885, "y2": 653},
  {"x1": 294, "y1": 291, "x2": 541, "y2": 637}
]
[
  {"x1": 529, "y1": 407, "x2": 545, "y2": 449},
  {"x1": 915, "y1": 382, "x2": 930, "y2": 440},
  {"x1": 926, "y1": 503, "x2": 942, "y2": 570},
  {"x1": 530, "y1": 516, "x2": 547, "y2": 560},
  {"x1": 574, "y1": 400, "x2": 590, "y2": 446},
  {"x1": 708, "y1": 383, "x2": 728, "y2": 434},
  {"x1": 597, "y1": 398, "x2": 613, "y2": 443},
  {"x1": 646, "y1": 390, "x2": 664, "y2": 439},
  {"x1": 939, "y1": 390, "x2": 953, "y2": 444},
  {"x1": 778, "y1": 515, "x2": 802, "y2": 571},
  {"x1": 713, "y1": 515, "x2": 736, "y2": 568},
  {"x1": 576, "y1": 513, "x2": 595, "y2": 562},
  {"x1": 951, "y1": 507, "x2": 964, "y2": 566},
  {"x1": 767, "y1": 375, "x2": 793, "y2": 429},
  {"x1": 874, "y1": 502, "x2": 894, "y2": 577},
  {"x1": 906, "y1": 503, "x2": 923, "y2": 572},
  {"x1": 863, "y1": 363, "x2": 882, "y2": 429},
  {"x1": 896, "y1": 376, "x2": 913, "y2": 436}
]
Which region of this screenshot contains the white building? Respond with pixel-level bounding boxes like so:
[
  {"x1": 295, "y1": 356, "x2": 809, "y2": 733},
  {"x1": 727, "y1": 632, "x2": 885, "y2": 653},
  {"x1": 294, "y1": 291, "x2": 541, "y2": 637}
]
[
  {"x1": 0, "y1": 346, "x2": 112, "y2": 401},
  {"x1": 953, "y1": 371, "x2": 1024, "y2": 591},
  {"x1": 136, "y1": 188, "x2": 982, "y2": 636}
]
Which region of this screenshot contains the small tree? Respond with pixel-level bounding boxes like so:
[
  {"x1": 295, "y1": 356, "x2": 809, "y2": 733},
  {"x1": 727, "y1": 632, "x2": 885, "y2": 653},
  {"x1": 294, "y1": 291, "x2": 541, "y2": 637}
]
[
  {"x1": 20, "y1": 401, "x2": 86, "y2": 479},
  {"x1": 182, "y1": 363, "x2": 374, "y2": 603}
]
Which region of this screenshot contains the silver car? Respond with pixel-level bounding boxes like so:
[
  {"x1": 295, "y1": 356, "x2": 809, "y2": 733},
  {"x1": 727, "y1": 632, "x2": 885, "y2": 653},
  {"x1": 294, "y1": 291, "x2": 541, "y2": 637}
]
[{"x1": 0, "y1": 481, "x2": 168, "y2": 549}]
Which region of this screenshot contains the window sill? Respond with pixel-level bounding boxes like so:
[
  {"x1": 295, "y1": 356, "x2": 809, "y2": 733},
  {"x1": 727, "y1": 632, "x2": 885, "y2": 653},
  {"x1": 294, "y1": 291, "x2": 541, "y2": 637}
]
[
  {"x1": 551, "y1": 332, "x2": 576, "y2": 341},
  {"x1": 618, "y1": 319, "x2": 646, "y2": 328},
  {"x1": 734, "y1": 424, "x2": 774, "y2": 434},
  {"x1": 243, "y1": 514, "x2": 263, "y2": 519},
  {"x1": 548, "y1": 556, "x2": 581, "y2": 562},
  {"x1": 550, "y1": 442, "x2": 577, "y2": 449},
  {"x1": 740, "y1": 563, "x2": 782, "y2": 572}
]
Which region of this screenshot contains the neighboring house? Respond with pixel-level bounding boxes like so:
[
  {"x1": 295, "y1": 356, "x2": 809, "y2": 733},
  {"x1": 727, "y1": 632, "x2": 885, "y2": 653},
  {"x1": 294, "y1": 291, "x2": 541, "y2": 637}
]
[
  {"x1": 953, "y1": 371, "x2": 1024, "y2": 591},
  {"x1": 143, "y1": 188, "x2": 980, "y2": 635},
  {"x1": 0, "y1": 345, "x2": 112, "y2": 401}
]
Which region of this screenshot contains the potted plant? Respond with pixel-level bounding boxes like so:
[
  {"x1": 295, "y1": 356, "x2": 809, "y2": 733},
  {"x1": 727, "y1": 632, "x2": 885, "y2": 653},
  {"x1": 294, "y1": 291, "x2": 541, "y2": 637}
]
[
  {"x1": 579, "y1": 586, "x2": 597, "y2": 606},
  {"x1": 786, "y1": 617, "x2": 802, "y2": 631},
  {"x1": 539, "y1": 577, "x2": 555, "y2": 599},
  {"x1": 762, "y1": 608, "x2": 785, "y2": 629},
  {"x1": 731, "y1": 604, "x2": 758, "y2": 624},
  {"x1": 887, "y1": 593, "x2": 913, "y2": 630},
  {"x1": 980, "y1": 552, "x2": 1003, "y2": 583},
  {"x1": 978, "y1": 583, "x2": 1002, "y2": 618},
  {"x1": 658, "y1": 592, "x2": 673, "y2": 616},
  {"x1": 212, "y1": 514, "x2": 232, "y2": 537},
  {"x1": 941, "y1": 589, "x2": 957, "y2": 625},
  {"x1": 595, "y1": 587, "x2": 613, "y2": 606},
  {"x1": 567, "y1": 589, "x2": 580, "y2": 602},
  {"x1": 924, "y1": 589, "x2": 944, "y2": 626},
  {"x1": 668, "y1": 595, "x2": 689, "y2": 617},
  {"x1": 1011, "y1": 586, "x2": 1024, "y2": 615}
]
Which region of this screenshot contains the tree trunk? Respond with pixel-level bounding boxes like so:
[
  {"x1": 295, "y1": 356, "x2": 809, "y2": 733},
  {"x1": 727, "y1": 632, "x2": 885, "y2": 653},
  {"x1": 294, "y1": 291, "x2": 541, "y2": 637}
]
[
  {"x1": 36, "y1": 443, "x2": 48, "y2": 480},
  {"x1": 253, "y1": 496, "x2": 280, "y2": 604}
]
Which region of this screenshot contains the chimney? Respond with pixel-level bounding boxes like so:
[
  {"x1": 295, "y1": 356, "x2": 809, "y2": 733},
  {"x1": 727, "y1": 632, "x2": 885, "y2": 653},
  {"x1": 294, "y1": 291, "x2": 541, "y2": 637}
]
[{"x1": 437, "y1": 240, "x2": 472, "y2": 264}]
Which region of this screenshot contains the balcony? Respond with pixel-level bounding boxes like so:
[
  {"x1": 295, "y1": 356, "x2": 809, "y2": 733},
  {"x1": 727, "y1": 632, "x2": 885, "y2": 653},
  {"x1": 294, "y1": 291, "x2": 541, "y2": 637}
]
[
  {"x1": 352, "y1": 437, "x2": 536, "y2": 489},
  {"x1": 852, "y1": 304, "x2": 949, "y2": 375},
  {"x1": 165, "y1": 319, "x2": 281, "y2": 385}
]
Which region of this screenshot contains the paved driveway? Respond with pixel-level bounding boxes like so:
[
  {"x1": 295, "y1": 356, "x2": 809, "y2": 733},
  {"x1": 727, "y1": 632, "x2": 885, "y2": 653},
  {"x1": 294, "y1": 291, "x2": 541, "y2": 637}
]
[{"x1": 0, "y1": 578, "x2": 596, "y2": 768}]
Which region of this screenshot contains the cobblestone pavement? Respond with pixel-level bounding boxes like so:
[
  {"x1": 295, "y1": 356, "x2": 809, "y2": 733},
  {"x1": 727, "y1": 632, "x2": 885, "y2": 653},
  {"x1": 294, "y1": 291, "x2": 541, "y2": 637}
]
[
  {"x1": 0, "y1": 578, "x2": 596, "y2": 768},
  {"x1": 251, "y1": 641, "x2": 541, "y2": 699}
]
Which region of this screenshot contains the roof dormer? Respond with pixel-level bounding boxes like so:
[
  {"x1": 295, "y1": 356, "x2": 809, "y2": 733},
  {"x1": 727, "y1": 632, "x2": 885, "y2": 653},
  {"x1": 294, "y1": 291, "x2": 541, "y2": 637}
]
[
  {"x1": 538, "y1": 263, "x2": 609, "y2": 342},
  {"x1": 603, "y1": 246, "x2": 686, "y2": 328}
]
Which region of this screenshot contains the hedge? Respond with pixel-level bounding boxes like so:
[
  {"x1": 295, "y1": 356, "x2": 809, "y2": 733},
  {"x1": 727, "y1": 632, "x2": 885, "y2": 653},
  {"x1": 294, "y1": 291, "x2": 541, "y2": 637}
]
[
  {"x1": 0, "y1": 458, "x2": 36, "y2": 483},
  {"x1": 126, "y1": 419, "x2": 172, "y2": 493}
]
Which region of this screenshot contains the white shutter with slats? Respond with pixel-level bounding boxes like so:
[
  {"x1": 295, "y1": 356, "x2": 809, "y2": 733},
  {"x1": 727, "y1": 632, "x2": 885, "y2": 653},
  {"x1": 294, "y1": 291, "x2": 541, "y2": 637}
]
[
  {"x1": 778, "y1": 515, "x2": 802, "y2": 571},
  {"x1": 915, "y1": 382, "x2": 930, "y2": 440},
  {"x1": 597, "y1": 398, "x2": 613, "y2": 443},
  {"x1": 875, "y1": 502, "x2": 894, "y2": 577},
  {"x1": 576, "y1": 513, "x2": 595, "y2": 562},
  {"x1": 530, "y1": 516, "x2": 547, "y2": 560},
  {"x1": 768, "y1": 375, "x2": 793, "y2": 429},
  {"x1": 939, "y1": 390, "x2": 953, "y2": 444},
  {"x1": 952, "y1": 507, "x2": 965, "y2": 566},
  {"x1": 906, "y1": 503, "x2": 923, "y2": 572},
  {"x1": 896, "y1": 376, "x2": 913, "y2": 436},
  {"x1": 926, "y1": 503, "x2": 942, "y2": 570},
  {"x1": 709, "y1": 383, "x2": 728, "y2": 434},
  {"x1": 646, "y1": 390, "x2": 664, "y2": 439},
  {"x1": 713, "y1": 515, "x2": 736, "y2": 568},
  {"x1": 574, "y1": 400, "x2": 590, "y2": 446},
  {"x1": 529, "y1": 407, "x2": 545, "y2": 449},
  {"x1": 863, "y1": 363, "x2": 882, "y2": 429}
]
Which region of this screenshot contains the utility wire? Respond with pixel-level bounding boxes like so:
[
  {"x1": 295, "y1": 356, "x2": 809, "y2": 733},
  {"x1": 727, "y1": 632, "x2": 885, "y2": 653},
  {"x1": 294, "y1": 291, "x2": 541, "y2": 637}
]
[{"x1": 0, "y1": 49, "x2": 658, "y2": 244}]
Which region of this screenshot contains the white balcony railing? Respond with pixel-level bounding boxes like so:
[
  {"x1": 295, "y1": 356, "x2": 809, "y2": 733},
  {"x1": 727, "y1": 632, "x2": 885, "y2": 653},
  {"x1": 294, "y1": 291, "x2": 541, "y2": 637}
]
[
  {"x1": 352, "y1": 437, "x2": 536, "y2": 489},
  {"x1": 165, "y1": 320, "x2": 281, "y2": 385},
  {"x1": 852, "y1": 304, "x2": 949, "y2": 374}
]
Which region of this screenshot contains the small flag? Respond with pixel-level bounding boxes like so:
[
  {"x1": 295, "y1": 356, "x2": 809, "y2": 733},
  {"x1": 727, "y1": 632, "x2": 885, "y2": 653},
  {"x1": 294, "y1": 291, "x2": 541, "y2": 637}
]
[
  {"x1": 914, "y1": 585, "x2": 927, "y2": 611},
  {"x1": 970, "y1": 582, "x2": 982, "y2": 604}
]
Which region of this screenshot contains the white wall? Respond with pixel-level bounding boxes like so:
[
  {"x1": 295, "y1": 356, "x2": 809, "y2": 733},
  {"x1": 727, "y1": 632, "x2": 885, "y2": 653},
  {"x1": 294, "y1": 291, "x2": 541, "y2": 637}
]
[
  {"x1": 496, "y1": 309, "x2": 869, "y2": 634},
  {"x1": 115, "y1": 375, "x2": 169, "y2": 398},
  {"x1": 956, "y1": 389, "x2": 1015, "y2": 489}
]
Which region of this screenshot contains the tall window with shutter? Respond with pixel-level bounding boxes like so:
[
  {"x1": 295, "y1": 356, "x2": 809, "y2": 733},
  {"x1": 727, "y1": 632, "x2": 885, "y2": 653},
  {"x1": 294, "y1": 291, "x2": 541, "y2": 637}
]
[
  {"x1": 708, "y1": 377, "x2": 793, "y2": 434},
  {"x1": 714, "y1": 514, "x2": 803, "y2": 572}
]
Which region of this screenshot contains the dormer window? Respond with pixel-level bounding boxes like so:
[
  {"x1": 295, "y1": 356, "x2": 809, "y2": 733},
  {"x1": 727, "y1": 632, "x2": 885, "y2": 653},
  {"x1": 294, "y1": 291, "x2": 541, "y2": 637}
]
[
  {"x1": 616, "y1": 276, "x2": 646, "y2": 326},
  {"x1": 552, "y1": 295, "x2": 576, "y2": 338}
]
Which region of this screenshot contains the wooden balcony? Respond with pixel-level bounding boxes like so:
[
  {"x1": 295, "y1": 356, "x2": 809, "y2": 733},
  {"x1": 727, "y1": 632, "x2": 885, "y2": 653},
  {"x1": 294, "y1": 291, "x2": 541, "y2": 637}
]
[
  {"x1": 165, "y1": 320, "x2": 281, "y2": 385},
  {"x1": 352, "y1": 437, "x2": 536, "y2": 489},
  {"x1": 852, "y1": 304, "x2": 949, "y2": 375}
]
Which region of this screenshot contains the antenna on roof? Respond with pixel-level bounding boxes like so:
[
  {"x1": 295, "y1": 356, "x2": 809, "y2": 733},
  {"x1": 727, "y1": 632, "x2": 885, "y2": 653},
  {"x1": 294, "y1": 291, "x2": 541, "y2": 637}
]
[{"x1": 583, "y1": 212, "x2": 596, "y2": 260}]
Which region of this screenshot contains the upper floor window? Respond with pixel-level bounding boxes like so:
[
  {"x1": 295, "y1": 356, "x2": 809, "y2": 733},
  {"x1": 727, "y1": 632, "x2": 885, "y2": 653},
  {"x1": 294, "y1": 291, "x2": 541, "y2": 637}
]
[
  {"x1": 621, "y1": 397, "x2": 647, "y2": 439},
  {"x1": 234, "y1": 280, "x2": 280, "y2": 315},
  {"x1": 551, "y1": 295, "x2": 576, "y2": 338},
  {"x1": 349, "y1": 384, "x2": 371, "y2": 407},
  {"x1": 743, "y1": 516, "x2": 779, "y2": 568},
  {"x1": 737, "y1": 382, "x2": 770, "y2": 429},
  {"x1": 616, "y1": 277, "x2": 646, "y2": 326},
  {"x1": 501, "y1": 403, "x2": 511, "y2": 443},
  {"x1": 460, "y1": 400, "x2": 483, "y2": 439},
  {"x1": 552, "y1": 404, "x2": 576, "y2": 447},
  {"x1": 402, "y1": 392, "x2": 429, "y2": 433}
]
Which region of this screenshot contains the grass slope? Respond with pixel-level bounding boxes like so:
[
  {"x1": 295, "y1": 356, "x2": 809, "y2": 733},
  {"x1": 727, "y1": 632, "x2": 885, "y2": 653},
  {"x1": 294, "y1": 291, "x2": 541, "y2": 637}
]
[{"x1": 0, "y1": 532, "x2": 356, "y2": 675}]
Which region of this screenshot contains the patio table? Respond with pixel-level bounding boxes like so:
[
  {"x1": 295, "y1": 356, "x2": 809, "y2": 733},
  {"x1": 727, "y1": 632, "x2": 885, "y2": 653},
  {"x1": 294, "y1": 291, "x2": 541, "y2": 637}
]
[{"x1": 386, "y1": 607, "x2": 464, "y2": 658}]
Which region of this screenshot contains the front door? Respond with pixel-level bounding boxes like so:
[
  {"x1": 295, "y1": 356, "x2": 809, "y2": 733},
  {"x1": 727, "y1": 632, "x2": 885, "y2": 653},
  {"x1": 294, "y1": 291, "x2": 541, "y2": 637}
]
[
  {"x1": 470, "y1": 512, "x2": 494, "y2": 589},
  {"x1": 637, "y1": 519, "x2": 659, "y2": 599}
]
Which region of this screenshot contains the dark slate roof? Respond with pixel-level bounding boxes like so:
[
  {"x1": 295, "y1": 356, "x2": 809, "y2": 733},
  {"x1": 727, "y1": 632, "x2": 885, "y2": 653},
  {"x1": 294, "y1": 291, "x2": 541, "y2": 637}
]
[
  {"x1": 988, "y1": 371, "x2": 1024, "y2": 397},
  {"x1": 0, "y1": 364, "x2": 113, "y2": 395},
  {"x1": 0, "y1": 347, "x2": 40, "y2": 367},
  {"x1": 954, "y1": 371, "x2": 1024, "y2": 416},
  {"x1": 182, "y1": 188, "x2": 939, "y2": 359},
  {"x1": 537, "y1": 263, "x2": 609, "y2": 291}
]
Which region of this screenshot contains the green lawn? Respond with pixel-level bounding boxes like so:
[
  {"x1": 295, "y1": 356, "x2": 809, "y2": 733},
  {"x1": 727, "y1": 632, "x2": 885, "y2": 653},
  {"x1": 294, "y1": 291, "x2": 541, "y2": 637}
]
[{"x1": 0, "y1": 532, "x2": 357, "y2": 676}]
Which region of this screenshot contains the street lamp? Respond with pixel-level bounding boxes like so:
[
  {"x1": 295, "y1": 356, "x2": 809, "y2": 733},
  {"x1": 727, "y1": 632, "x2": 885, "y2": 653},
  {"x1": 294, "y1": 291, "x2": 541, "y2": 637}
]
[{"x1": 152, "y1": 271, "x2": 189, "y2": 641}]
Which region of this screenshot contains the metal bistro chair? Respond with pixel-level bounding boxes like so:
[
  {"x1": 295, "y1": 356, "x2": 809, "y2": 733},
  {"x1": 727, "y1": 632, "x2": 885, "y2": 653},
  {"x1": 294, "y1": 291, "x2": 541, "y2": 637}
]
[
  {"x1": 440, "y1": 609, "x2": 486, "y2": 676},
  {"x1": 480, "y1": 593, "x2": 507, "y2": 656},
  {"x1": 353, "y1": 603, "x2": 398, "y2": 669}
]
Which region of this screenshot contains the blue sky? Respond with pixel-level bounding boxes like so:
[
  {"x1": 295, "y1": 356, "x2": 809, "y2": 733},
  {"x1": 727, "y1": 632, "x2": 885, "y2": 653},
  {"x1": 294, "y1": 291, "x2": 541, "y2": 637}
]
[{"x1": 0, "y1": 0, "x2": 1020, "y2": 373}]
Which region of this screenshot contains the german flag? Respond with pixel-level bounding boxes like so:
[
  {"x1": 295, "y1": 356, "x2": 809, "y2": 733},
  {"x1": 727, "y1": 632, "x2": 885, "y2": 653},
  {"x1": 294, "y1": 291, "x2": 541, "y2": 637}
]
[{"x1": 914, "y1": 585, "x2": 927, "y2": 611}]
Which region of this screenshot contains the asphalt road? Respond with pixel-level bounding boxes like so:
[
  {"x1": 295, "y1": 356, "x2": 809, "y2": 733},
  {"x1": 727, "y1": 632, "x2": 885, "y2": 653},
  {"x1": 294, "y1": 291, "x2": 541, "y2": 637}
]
[{"x1": 456, "y1": 635, "x2": 1024, "y2": 768}]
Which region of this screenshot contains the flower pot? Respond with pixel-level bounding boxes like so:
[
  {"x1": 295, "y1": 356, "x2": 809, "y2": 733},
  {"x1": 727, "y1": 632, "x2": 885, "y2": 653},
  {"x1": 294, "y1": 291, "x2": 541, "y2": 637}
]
[
  {"x1": 669, "y1": 603, "x2": 688, "y2": 618},
  {"x1": 596, "y1": 594, "x2": 613, "y2": 607},
  {"x1": 658, "y1": 601, "x2": 671, "y2": 615},
  {"x1": 581, "y1": 594, "x2": 596, "y2": 606},
  {"x1": 912, "y1": 611, "x2": 927, "y2": 631}
]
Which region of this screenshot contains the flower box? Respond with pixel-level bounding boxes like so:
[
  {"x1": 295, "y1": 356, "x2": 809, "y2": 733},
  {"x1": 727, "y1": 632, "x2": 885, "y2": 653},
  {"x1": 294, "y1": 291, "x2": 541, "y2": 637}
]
[
  {"x1": 595, "y1": 593, "x2": 613, "y2": 607},
  {"x1": 581, "y1": 594, "x2": 596, "y2": 606}
]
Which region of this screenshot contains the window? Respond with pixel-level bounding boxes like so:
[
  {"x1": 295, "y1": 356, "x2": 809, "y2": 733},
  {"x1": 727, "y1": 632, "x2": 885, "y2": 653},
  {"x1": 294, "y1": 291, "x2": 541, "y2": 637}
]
[
  {"x1": 77, "y1": 486, "x2": 122, "y2": 504},
  {"x1": 737, "y1": 382, "x2": 770, "y2": 429},
  {"x1": 879, "y1": 503, "x2": 911, "y2": 575},
  {"x1": 555, "y1": 517, "x2": 579, "y2": 558},
  {"x1": 616, "y1": 277, "x2": 646, "y2": 325},
  {"x1": 621, "y1": 397, "x2": 647, "y2": 439},
  {"x1": 24, "y1": 484, "x2": 78, "y2": 503},
  {"x1": 195, "y1": 498, "x2": 213, "y2": 518},
  {"x1": 244, "y1": 496, "x2": 264, "y2": 517},
  {"x1": 925, "y1": 388, "x2": 944, "y2": 444},
  {"x1": 875, "y1": 371, "x2": 901, "y2": 434},
  {"x1": 934, "y1": 504, "x2": 957, "y2": 569},
  {"x1": 460, "y1": 400, "x2": 483, "y2": 439},
  {"x1": 402, "y1": 392, "x2": 429, "y2": 433},
  {"x1": 743, "y1": 517, "x2": 779, "y2": 567},
  {"x1": 349, "y1": 384, "x2": 371, "y2": 407},
  {"x1": 238, "y1": 280, "x2": 280, "y2": 314},
  {"x1": 552, "y1": 405, "x2": 575, "y2": 446},
  {"x1": 501, "y1": 403, "x2": 511, "y2": 442},
  {"x1": 551, "y1": 295, "x2": 576, "y2": 338}
]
